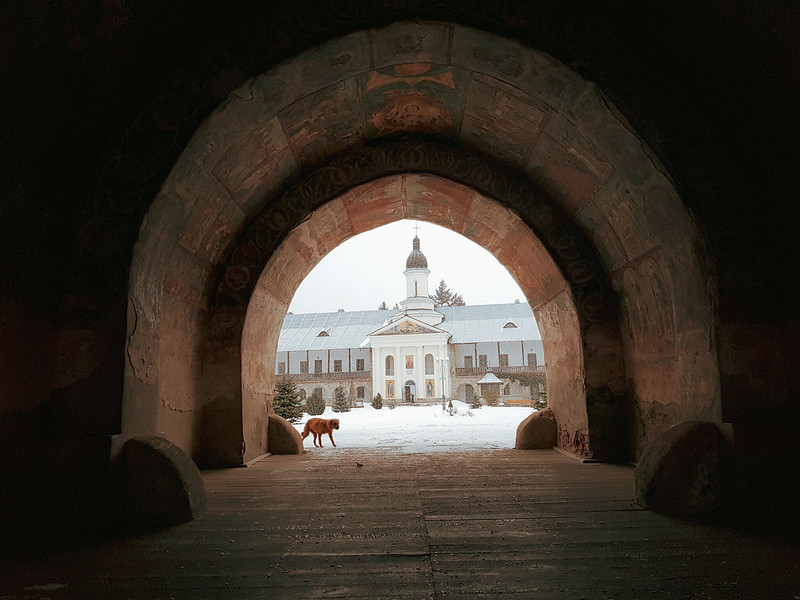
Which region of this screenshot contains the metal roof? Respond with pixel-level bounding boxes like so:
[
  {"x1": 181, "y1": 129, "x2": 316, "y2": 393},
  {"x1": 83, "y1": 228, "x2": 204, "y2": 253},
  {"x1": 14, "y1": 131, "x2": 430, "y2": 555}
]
[
  {"x1": 277, "y1": 302, "x2": 541, "y2": 351},
  {"x1": 477, "y1": 371, "x2": 503, "y2": 384},
  {"x1": 436, "y1": 302, "x2": 541, "y2": 344}
]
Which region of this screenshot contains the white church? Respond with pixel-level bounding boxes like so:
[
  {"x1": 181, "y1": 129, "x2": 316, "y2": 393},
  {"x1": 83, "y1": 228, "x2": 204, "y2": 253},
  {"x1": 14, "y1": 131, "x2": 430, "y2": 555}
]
[{"x1": 276, "y1": 234, "x2": 546, "y2": 406}]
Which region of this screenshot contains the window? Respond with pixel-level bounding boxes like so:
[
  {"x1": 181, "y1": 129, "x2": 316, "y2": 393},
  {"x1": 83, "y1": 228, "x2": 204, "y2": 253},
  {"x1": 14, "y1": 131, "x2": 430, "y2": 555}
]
[
  {"x1": 299, "y1": 389, "x2": 307, "y2": 401},
  {"x1": 424, "y1": 353, "x2": 434, "y2": 375},
  {"x1": 527, "y1": 353, "x2": 537, "y2": 368},
  {"x1": 464, "y1": 356, "x2": 473, "y2": 368},
  {"x1": 314, "y1": 359, "x2": 323, "y2": 374},
  {"x1": 385, "y1": 355, "x2": 394, "y2": 376},
  {"x1": 334, "y1": 359, "x2": 342, "y2": 372},
  {"x1": 499, "y1": 354, "x2": 509, "y2": 367},
  {"x1": 356, "y1": 358, "x2": 365, "y2": 372},
  {"x1": 300, "y1": 361, "x2": 308, "y2": 374},
  {"x1": 314, "y1": 387, "x2": 323, "y2": 399},
  {"x1": 278, "y1": 362, "x2": 286, "y2": 375},
  {"x1": 504, "y1": 384, "x2": 510, "y2": 395},
  {"x1": 503, "y1": 320, "x2": 518, "y2": 328},
  {"x1": 479, "y1": 354, "x2": 488, "y2": 369},
  {"x1": 357, "y1": 386, "x2": 365, "y2": 399},
  {"x1": 317, "y1": 328, "x2": 329, "y2": 337}
]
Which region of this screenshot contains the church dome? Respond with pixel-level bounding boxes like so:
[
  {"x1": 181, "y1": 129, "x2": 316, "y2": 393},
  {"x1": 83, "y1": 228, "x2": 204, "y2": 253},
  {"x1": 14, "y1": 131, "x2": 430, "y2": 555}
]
[{"x1": 405, "y1": 236, "x2": 428, "y2": 269}]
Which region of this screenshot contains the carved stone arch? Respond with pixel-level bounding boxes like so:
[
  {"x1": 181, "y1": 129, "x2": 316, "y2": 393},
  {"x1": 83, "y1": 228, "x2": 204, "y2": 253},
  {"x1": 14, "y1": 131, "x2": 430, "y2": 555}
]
[
  {"x1": 215, "y1": 139, "x2": 625, "y2": 463},
  {"x1": 124, "y1": 21, "x2": 717, "y2": 469},
  {"x1": 214, "y1": 139, "x2": 613, "y2": 330}
]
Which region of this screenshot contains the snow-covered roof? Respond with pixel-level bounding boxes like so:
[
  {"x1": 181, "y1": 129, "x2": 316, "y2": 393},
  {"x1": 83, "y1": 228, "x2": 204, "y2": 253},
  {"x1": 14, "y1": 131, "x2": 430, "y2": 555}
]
[
  {"x1": 436, "y1": 302, "x2": 540, "y2": 344},
  {"x1": 277, "y1": 309, "x2": 389, "y2": 351},
  {"x1": 477, "y1": 371, "x2": 503, "y2": 384},
  {"x1": 277, "y1": 302, "x2": 540, "y2": 351}
]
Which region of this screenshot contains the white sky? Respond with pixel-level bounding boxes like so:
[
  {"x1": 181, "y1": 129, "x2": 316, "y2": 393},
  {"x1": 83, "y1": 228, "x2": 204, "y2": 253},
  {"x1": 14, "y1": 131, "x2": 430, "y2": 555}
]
[{"x1": 288, "y1": 220, "x2": 529, "y2": 315}]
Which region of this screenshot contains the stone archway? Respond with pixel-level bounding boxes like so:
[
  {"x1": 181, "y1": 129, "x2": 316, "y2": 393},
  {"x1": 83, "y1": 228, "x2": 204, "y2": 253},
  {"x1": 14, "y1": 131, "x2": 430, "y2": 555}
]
[
  {"x1": 124, "y1": 21, "x2": 718, "y2": 468},
  {"x1": 239, "y1": 166, "x2": 591, "y2": 464},
  {"x1": 465, "y1": 385, "x2": 475, "y2": 405}
]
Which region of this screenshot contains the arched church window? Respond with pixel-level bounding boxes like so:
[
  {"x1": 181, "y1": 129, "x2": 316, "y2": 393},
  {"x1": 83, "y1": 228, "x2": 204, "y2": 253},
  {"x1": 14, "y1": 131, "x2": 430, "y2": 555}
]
[
  {"x1": 385, "y1": 355, "x2": 394, "y2": 376},
  {"x1": 425, "y1": 353, "x2": 434, "y2": 374},
  {"x1": 504, "y1": 384, "x2": 510, "y2": 395}
]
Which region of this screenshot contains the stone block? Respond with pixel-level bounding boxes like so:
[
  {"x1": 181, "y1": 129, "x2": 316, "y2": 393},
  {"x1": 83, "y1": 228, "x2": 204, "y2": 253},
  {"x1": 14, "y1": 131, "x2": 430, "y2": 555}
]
[
  {"x1": 634, "y1": 421, "x2": 730, "y2": 517},
  {"x1": 515, "y1": 407, "x2": 557, "y2": 449},
  {"x1": 115, "y1": 436, "x2": 206, "y2": 526},
  {"x1": 268, "y1": 414, "x2": 304, "y2": 454}
]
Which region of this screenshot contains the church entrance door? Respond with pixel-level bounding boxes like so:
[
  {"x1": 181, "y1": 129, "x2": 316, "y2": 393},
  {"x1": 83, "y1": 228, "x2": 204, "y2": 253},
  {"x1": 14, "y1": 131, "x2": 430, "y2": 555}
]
[{"x1": 404, "y1": 380, "x2": 416, "y2": 404}]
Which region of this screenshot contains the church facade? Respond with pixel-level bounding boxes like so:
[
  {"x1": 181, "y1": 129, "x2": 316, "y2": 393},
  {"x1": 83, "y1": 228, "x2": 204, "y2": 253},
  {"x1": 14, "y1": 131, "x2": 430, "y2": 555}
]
[{"x1": 276, "y1": 235, "x2": 546, "y2": 407}]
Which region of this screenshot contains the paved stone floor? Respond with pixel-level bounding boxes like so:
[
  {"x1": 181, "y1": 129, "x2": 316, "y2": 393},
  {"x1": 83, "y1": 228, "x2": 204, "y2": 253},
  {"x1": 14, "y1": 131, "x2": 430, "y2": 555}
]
[{"x1": 2, "y1": 449, "x2": 799, "y2": 599}]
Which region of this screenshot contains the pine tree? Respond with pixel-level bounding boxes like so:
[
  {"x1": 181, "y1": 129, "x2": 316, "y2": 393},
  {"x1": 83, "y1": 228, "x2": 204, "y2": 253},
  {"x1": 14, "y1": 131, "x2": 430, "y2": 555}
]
[
  {"x1": 429, "y1": 279, "x2": 465, "y2": 307},
  {"x1": 305, "y1": 388, "x2": 326, "y2": 415},
  {"x1": 371, "y1": 393, "x2": 383, "y2": 409},
  {"x1": 273, "y1": 378, "x2": 303, "y2": 422},
  {"x1": 333, "y1": 387, "x2": 350, "y2": 413}
]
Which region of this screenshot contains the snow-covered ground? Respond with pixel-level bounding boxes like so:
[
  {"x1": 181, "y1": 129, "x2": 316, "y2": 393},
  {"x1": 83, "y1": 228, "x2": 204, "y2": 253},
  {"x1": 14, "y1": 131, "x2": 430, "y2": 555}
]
[{"x1": 293, "y1": 401, "x2": 535, "y2": 453}]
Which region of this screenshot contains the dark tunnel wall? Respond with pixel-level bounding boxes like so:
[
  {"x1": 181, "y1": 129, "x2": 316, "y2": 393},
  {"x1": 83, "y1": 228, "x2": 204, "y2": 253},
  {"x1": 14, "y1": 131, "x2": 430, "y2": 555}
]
[{"x1": 1, "y1": 1, "x2": 799, "y2": 530}]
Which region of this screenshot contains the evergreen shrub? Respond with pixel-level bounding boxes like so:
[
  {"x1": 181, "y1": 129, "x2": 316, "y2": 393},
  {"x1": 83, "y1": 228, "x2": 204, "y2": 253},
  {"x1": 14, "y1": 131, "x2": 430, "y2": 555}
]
[
  {"x1": 305, "y1": 389, "x2": 325, "y2": 415},
  {"x1": 333, "y1": 387, "x2": 350, "y2": 413},
  {"x1": 273, "y1": 378, "x2": 303, "y2": 423}
]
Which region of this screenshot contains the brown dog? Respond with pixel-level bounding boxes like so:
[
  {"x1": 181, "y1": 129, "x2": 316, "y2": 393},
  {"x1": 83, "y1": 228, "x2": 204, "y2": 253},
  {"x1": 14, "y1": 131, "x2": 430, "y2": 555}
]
[{"x1": 301, "y1": 418, "x2": 340, "y2": 448}]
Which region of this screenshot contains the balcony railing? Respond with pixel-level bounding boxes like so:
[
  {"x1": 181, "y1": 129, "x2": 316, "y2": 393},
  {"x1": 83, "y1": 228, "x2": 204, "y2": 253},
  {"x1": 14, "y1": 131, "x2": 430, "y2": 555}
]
[
  {"x1": 278, "y1": 365, "x2": 544, "y2": 380},
  {"x1": 454, "y1": 365, "x2": 546, "y2": 377},
  {"x1": 276, "y1": 370, "x2": 371, "y2": 382}
]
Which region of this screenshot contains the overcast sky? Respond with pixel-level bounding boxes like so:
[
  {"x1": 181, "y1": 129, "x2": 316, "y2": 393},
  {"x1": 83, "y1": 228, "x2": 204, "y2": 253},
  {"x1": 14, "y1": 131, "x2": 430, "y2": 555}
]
[{"x1": 288, "y1": 220, "x2": 529, "y2": 315}]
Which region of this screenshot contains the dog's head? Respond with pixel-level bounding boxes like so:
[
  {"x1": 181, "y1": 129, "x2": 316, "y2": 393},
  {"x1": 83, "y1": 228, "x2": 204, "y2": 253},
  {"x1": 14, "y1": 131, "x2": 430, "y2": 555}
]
[{"x1": 330, "y1": 418, "x2": 340, "y2": 430}]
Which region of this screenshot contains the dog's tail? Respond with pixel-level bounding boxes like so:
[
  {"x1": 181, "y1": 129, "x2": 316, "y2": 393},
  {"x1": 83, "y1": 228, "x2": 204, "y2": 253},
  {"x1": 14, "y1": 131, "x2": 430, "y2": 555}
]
[{"x1": 300, "y1": 421, "x2": 310, "y2": 440}]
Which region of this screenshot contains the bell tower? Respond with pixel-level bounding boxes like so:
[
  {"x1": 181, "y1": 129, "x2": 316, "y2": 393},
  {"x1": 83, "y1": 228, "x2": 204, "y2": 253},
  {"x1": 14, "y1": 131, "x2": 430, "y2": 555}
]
[{"x1": 400, "y1": 231, "x2": 435, "y2": 312}]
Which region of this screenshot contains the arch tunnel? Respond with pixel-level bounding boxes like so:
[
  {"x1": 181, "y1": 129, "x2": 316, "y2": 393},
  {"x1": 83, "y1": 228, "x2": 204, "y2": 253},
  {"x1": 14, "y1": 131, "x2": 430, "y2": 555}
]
[
  {"x1": 125, "y1": 23, "x2": 717, "y2": 468},
  {"x1": 2, "y1": 4, "x2": 798, "y2": 536}
]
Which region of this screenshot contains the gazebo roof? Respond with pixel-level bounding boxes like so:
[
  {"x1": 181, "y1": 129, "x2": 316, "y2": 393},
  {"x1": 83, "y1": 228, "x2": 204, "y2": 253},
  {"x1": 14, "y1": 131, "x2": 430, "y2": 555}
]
[{"x1": 477, "y1": 371, "x2": 503, "y2": 385}]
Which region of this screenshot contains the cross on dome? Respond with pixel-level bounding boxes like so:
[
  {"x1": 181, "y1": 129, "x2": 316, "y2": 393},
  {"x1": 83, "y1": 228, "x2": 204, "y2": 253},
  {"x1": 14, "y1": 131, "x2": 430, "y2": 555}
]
[{"x1": 406, "y1": 230, "x2": 428, "y2": 268}]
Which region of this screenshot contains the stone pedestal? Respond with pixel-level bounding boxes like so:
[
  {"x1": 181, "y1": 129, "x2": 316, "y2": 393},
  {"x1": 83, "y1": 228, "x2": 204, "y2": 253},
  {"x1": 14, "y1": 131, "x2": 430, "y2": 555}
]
[
  {"x1": 268, "y1": 415, "x2": 303, "y2": 454},
  {"x1": 115, "y1": 436, "x2": 206, "y2": 526},
  {"x1": 634, "y1": 421, "x2": 730, "y2": 517},
  {"x1": 515, "y1": 407, "x2": 557, "y2": 449}
]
